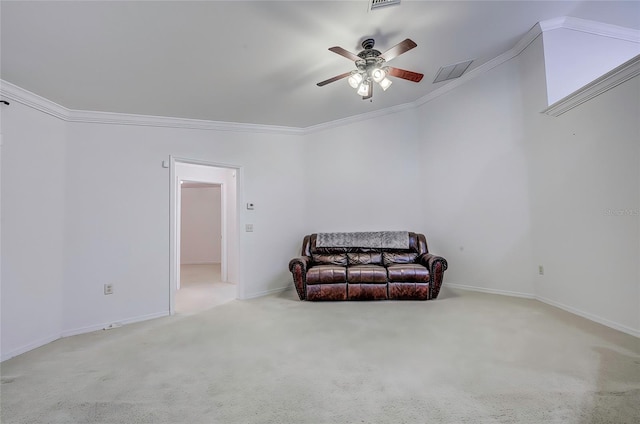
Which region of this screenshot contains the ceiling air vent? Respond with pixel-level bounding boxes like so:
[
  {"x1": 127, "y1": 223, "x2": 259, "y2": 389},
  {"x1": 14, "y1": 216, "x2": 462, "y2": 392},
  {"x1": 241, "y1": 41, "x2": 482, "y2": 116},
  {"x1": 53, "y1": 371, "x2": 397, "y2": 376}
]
[
  {"x1": 433, "y1": 60, "x2": 474, "y2": 83},
  {"x1": 371, "y1": 0, "x2": 401, "y2": 10}
]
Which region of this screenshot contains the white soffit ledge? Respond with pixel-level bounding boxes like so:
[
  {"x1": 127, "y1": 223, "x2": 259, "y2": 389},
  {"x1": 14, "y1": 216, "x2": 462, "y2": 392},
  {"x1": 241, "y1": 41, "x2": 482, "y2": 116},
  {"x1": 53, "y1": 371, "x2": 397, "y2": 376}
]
[
  {"x1": 542, "y1": 53, "x2": 640, "y2": 117},
  {"x1": 1, "y1": 16, "x2": 638, "y2": 135}
]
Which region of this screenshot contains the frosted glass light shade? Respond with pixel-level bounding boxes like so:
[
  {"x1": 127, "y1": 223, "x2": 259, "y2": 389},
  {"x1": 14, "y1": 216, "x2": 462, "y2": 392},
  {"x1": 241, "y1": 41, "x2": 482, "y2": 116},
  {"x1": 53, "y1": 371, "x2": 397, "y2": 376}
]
[
  {"x1": 378, "y1": 77, "x2": 392, "y2": 91},
  {"x1": 348, "y1": 73, "x2": 363, "y2": 89},
  {"x1": 357, "y1": 81, "x2": 370, "y2": 96},
  {"x1": 371, "y1": 67, "x2": 386, "y2": 83}
]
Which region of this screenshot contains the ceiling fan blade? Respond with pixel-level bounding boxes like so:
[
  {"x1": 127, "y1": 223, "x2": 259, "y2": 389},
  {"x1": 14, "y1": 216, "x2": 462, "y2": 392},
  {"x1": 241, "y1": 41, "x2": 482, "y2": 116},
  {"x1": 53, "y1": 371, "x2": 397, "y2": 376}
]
[
  {"x1": 317, "y1": 71, "x2": 352, "y2": 87},
  {"x1": 328, "y1": 46, "x2": 360, "y2": 62},
  {"x1": 387, "y1": 67, "x2": 424, "y2": 83},
  {"x1": 380, "y1": 38, "x2": 417, "y2": 61}
]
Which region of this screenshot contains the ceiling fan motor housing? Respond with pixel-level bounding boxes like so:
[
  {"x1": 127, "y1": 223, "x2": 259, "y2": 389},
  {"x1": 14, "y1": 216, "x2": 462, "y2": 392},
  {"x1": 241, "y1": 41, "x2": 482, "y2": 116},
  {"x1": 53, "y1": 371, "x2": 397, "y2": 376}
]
[
  {"x1": 356, "y1": 40, "x2": 385, "y2": 78},
  {"x1": 361, "y1": 38, "x2": 376, "y2": 50}
]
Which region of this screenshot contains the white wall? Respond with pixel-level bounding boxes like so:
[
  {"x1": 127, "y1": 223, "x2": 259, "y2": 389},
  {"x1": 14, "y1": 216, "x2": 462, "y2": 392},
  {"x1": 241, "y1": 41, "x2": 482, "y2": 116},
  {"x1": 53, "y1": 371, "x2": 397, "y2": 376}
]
[
  {"x1": 415, "y1": 52, "x2": 535, "y2": 296},
  {"x1": 303, "y1": 108, "x2": 425, "y2": 237},
  {"x1": 59, "y1": 123, "x2": 307, "y2": 336},
  {"x1": 0, "y1": 104, "x2": 308, "y2": 359},
  {"x1": 1, "y1": 101, "x2": 67, "y2": 360},
  {"x1": 543, "y1": 28, "x2": 640, "y2": 105},
  {"x1": 521, "y1": 36, "x2": 640, "y2": 334},
  {"x1": 180, "y1": 186, "x2": 222, "y2": 264},
  {"x1": 414, "y1": 32, "x2": 639, "y2": 335}
]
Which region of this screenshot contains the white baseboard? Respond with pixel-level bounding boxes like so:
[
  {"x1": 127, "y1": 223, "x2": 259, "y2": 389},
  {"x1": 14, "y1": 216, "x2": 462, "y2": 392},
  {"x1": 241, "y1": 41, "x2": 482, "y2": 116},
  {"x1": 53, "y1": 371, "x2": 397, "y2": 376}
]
[
  {"x1": 445, "y1": 283, "x2": 535, "y2": 299},
  {"x1": 61, "y1": 311, "x2": 170, "y2": 338},
  {"x1": 2, "y1": 311, "x2": 170, "y2": 362},
  {"x1": 536, "y1": 295, "x2": 640, "y2": 339},
  {"x1": 1, "y1": 333, "x2": 61, "y2": 362},
  {"x1": 446, "y1": 283, "x2": 639, "y2": 338},
  {"x1": 242, "y1": 285, "x2": 291, "y2": 300},
  {"x1": 5, "y1": 285, "x2": 636, "y2": 362}
]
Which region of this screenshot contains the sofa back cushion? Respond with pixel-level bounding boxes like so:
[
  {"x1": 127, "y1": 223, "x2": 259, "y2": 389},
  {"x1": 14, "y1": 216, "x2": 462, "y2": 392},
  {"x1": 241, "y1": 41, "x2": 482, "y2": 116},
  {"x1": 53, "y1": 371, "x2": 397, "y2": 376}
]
[
  {"x1": 312, "y1": 253, "x2": 348, "y2": 266},
  {"x1": 383, "y1": 252, "x2": 418, "y2": 266},
  {"x1": 348, "y1": 252, "x2": 382, "y2": 265}
]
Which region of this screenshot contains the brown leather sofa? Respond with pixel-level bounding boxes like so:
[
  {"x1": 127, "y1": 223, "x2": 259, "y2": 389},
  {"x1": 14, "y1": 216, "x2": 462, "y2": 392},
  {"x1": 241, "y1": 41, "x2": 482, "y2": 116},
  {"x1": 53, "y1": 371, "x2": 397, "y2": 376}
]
[{"x1": 289, "y1": 232, "x2": 448, "y2": 301}]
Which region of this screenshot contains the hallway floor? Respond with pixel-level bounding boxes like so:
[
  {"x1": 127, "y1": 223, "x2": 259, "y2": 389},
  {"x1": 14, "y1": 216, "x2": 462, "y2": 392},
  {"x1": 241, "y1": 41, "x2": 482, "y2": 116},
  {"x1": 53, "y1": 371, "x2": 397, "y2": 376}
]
[{"x1": 176, "y1": 263, "x2": 236, "y2": 315}]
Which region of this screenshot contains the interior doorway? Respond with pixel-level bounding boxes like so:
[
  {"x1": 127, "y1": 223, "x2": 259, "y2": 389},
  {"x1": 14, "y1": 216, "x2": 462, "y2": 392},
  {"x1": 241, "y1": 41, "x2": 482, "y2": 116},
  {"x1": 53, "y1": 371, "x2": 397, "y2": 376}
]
[
  {"x1": 170, "y1": 159, "x2": 241, "y2": 315},
  {"x1": 177, "y1": 182, "x2": 234, "y2": 313}
]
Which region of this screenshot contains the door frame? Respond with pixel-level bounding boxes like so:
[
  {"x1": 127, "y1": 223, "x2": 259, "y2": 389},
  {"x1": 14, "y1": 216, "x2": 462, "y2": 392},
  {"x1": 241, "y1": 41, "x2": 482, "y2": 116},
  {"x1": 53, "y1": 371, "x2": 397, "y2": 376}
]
[{"x1": 169, "y1": 156, "x2": 242, "y2": 314}]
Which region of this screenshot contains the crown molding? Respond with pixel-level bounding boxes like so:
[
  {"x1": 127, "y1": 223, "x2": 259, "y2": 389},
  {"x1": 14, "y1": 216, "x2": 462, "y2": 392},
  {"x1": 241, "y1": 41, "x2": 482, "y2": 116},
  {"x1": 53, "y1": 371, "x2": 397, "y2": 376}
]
[
  {"x1": 542, "y1": 53, "x2": 640, "y2": 117},
  {"x1": 0, "y1": 80, "x2": 69, "y2": 120},
  {"x1": 0, "y1": 80, "x2": 304, "y2": 135},
  {"x1": 66, "y1": 109, "x2": 304, "y2": 135},
  {"x1": 2, "y1": 17, "x2": 639, "y2": 135},
  {"x1": 540, "y1": 16, "x2": 640, "y2": 43},
  {"x1": 302, "y1": 101, "x2": 416, "y2": 134}
]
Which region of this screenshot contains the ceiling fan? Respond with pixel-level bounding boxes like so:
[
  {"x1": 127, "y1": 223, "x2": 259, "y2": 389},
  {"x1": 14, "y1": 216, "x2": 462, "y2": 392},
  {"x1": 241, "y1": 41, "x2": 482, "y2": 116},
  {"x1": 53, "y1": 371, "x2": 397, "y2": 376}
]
[{"x1": 317, "y1": 38, "x2": 424, "y2": 100}]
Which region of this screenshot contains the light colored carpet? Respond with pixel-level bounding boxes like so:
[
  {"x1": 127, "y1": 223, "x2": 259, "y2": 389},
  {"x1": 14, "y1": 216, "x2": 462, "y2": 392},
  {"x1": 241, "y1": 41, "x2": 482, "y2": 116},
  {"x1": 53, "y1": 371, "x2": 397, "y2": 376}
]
[
  {"x1": 1, "y1": 287, "x2": 639, "y2": 424},
  {"x1": 176, "y1": 264, "x2": 236, "y2": 315}
]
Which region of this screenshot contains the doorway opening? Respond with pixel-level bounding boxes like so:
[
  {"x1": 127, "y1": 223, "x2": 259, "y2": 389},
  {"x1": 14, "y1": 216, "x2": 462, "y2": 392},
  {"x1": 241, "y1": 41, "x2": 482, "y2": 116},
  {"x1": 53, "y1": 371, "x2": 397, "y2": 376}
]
[
  {"x1": 177, "y1": 181, "x2": 235, "y2": 313},
  {"x1": 170, "y1": 159, "x2": 241, "y2": 315}
]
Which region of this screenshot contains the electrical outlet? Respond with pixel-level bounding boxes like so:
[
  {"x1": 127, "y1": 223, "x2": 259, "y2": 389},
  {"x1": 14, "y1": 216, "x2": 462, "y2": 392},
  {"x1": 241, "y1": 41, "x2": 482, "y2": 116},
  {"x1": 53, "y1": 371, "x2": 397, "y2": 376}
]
[
  {"x1": 104, "y1": 284, "x2": 114, "y2": 295},
  {"x1": 538, "y1": 265, "x2": 544, "y2": 275},
  {"x1": 245, "y1": 224, "x2": 254, "y2": 232}
]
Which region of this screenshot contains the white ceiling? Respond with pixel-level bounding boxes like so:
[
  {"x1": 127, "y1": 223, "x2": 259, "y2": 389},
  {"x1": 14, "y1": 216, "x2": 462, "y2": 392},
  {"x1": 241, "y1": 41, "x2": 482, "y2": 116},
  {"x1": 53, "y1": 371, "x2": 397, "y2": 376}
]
[{"x1": 2, "y1": 1, "x2": 639, "y2": 128}]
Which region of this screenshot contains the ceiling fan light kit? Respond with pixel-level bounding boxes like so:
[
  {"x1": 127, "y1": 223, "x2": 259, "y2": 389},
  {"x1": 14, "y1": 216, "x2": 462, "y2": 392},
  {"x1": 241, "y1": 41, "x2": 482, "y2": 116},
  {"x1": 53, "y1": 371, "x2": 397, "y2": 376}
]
[
  {"x1": 317, "y1": 38, "x2": 423, "y2": 100},
  {"x1": 348, "y1": 71, "x2": 364, "y2": 88},
  {"x1": 378, "y1": 77, "x2": 392, "y2": 91},
  {"x1": 371, "y1": 67, "x2": 386, "y2": 82},
  {"x1": 357, "y1": 80, "x2": 371, "y2": 97}
]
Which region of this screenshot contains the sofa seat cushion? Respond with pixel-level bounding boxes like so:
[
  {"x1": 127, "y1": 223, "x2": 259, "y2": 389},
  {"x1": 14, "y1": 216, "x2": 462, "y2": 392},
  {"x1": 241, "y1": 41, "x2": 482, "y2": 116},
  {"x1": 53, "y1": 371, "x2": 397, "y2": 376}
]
[
  {"x1": 387, "y1": 264, "x2": 429, "y2": 282},
  {"x1": 347, "y1": 265, "x2": 388, "y2": 284},
  {"x1": 306, "y1": 265, "x2": 347, "y2": 284}
]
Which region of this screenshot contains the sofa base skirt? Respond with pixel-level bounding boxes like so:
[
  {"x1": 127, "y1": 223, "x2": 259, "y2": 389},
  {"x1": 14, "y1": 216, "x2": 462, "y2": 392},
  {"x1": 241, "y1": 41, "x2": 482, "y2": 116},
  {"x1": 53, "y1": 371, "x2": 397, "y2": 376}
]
[
  {"x1": 348, "y1": 283, "x2": 388, "y2": 300},
  {"x1": 306, "y1": 283, "x2": 347, "y2": 301},
  {"x1": 388, "y1": 282, "x2": 430, "y2": 300}
]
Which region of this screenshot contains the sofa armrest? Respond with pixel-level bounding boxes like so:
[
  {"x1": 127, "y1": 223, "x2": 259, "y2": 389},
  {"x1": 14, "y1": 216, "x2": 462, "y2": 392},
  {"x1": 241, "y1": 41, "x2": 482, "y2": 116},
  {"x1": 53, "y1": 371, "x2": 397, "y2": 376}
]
[
  {"x1": 289, "y1": 256, "x2": 312, "y2": 300},
  {"x1": 418, "y1": 253, "x2": 448, "y2": 299}
]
